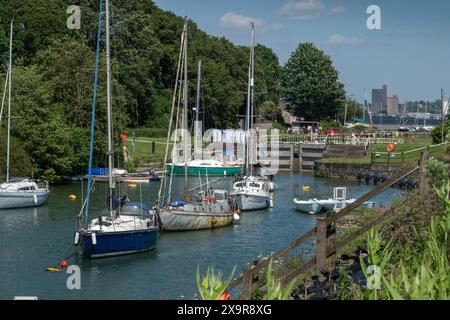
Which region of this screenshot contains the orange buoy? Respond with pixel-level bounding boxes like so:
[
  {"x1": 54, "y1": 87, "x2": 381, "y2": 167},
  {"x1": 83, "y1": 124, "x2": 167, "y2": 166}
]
[{"x1": 387, "y1": 143, "x2": 395, "y2": 152}]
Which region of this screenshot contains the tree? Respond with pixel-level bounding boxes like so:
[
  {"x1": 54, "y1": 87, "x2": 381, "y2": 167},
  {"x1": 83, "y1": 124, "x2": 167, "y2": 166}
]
[
  {"x1": 281, "y1": 43, "x2": 346, "y2": 121},
  {"x1": 258, "y1": 100, "x2": 283, "y2": 122}
]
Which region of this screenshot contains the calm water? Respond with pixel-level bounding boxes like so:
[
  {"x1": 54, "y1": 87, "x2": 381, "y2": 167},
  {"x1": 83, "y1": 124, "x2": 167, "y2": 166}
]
[{"x1": 0, "y1": 172, "x2": 404, "y2": 300}]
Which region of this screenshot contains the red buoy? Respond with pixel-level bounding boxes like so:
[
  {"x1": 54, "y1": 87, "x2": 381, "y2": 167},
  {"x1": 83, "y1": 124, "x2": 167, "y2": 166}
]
[
  {"x1": 59, "y1": 260, "x2": 68, "y2": 268},
  {"x1": 218, "y1": 292, "x2": 231, "y2": 300}
]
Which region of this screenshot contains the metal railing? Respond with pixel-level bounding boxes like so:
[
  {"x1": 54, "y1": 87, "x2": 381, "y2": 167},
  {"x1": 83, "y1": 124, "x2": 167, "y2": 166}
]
[{"x1": 371, "y1": 142, "x2": 448, "y2": 164}]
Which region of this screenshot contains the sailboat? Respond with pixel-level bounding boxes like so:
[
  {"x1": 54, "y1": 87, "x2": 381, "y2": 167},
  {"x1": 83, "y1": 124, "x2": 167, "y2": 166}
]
[
  {"x1": 156, "y1": 22, "x2": 239, "y2": 231},
  {"x1": 74, "y1": 0, "x2": 157, "y2": 258},
  {"x1": 165, "y1": 60, "x2": 241, "y2": 176},
  {"x1": 230, "y1": 23, "x2": 271, "y2": 212},
  {"x1": 0, "y1": 21, "x2": 50, "y2": 210}
]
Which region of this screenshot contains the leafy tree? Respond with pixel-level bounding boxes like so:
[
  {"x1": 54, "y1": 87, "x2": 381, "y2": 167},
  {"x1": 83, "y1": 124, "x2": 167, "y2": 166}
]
[
  {"x1": 281, "y1": 42, "x2": 346, "y2": 121},
  {"x1": 9, "y1": 66, "x2": 85, "y2": 182},
  {"x1": 258, "y1": 100, "x2": 282, "y2": 122}
]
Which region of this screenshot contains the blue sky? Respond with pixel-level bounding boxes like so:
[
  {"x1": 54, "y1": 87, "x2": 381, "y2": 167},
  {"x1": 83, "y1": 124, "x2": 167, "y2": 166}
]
[{"x1": 153, "y1": 0, "x2": 450, "y2": 102}]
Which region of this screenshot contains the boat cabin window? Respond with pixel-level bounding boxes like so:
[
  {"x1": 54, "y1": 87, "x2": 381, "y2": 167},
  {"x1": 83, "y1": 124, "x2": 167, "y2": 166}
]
[
  {"x1": 18, "y1": 185, "x2": 35, "y2": 191},
  {"x1": 234, "y1": 182, "x2": 244, "y2": 188},
  {"x1": 213, "y1": 191, "x2": 227, "y2": 200},
  {"x1": 121, "y1": 202, "x2": 151, "y2": 216},
  {"x1": 248, "y1": 182, "x2": 261, "y2": 188}
]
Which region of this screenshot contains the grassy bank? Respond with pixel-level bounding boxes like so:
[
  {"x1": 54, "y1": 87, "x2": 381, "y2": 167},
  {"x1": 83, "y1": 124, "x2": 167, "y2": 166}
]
[
  {"x1": 123, "y1": 137, "x2": 171, "y2": 169},
  {"x1": 321, "y1": 136, "x2": 443, "y2": 165}
]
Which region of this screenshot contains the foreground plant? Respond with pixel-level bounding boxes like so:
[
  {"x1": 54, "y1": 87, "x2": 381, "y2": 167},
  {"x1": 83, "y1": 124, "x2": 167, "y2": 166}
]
[
  {"x1": 360, "y1": 228, "x2": 393, "y2": 300},
  {"x1": 361, "y1": 180, "x2": 450, "y2": 300},
  {"x1": 196, "y1": 266, "x2": 235, "y2": 300},
  {"x1": 262, "y1": 259, "x2": 297, "y2": 300}
]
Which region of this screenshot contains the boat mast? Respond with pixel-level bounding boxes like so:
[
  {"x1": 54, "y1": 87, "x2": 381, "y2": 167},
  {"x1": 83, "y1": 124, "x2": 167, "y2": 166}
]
[
  {"x1": 249, "y1": 23, "x2": 255, "y2": 176},
  {"x1": 6, "y1": 21, "x2": 13, "y2": 183},
  {"x1": 105, "y1": 0, "x2": 114, "y2": 212},
  {"x1": 362, "y1": 89, "x2": 366, "y2": 124},
  {"x1": 183, "y1": 21, "x2": 189, "y2": 200},
  {"x1": 245, "y1": 22, "x2": 255, "y2": 176},
  {"x1": 195, "y1": 60, "x2": 201, "y2": 126},
  {"x1": 424, "y1": 101, "x2": 428, "y2": 127},
  {"x1": 194, "y1": 59, "x2": 202, "y2": 161}
]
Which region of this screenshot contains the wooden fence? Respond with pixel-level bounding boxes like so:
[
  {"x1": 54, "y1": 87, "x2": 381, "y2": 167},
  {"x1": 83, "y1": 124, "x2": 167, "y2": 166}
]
[{"x1": 226, "y1": 155, "x2": 429, "y2": 299}]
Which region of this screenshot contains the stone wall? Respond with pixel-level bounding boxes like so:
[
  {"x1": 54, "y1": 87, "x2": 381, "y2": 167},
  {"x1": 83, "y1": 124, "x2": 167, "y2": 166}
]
[{"x1": 314, "y1": 161, "x2": 405, "y2": 179}]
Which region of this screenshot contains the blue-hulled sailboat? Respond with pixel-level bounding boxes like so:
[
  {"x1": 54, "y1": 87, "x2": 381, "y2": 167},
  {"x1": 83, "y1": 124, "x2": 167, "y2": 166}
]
[{"x1": 74, "y1": 0, "x2": 157, "y2": 258}]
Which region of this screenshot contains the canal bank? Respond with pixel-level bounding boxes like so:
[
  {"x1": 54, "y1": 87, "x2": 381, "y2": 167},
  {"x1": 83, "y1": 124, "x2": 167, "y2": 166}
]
[{"x1": 0, "y1": 172, "x2": 404, "y2": 300}]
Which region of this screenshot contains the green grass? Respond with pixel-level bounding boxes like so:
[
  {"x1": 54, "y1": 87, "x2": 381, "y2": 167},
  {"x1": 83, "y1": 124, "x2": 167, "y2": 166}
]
[
  {"x1": 123, "y1": 137, "x2": 172, "y2": 167},
  {"x1": 322, "y1": 137, "x2": 444, "y2": 165}
]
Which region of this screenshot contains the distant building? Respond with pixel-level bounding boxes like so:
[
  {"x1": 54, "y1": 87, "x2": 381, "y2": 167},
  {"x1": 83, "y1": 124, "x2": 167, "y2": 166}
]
[
  {"x1": 387, "y1": 95, "x2": 399, "y2": 115},
  {"x1": 372, "y1": 85, "x2": 400, "y2": 115},
  {"x1": 372, "y1": 85, "x2": 387, "y2": 114}
]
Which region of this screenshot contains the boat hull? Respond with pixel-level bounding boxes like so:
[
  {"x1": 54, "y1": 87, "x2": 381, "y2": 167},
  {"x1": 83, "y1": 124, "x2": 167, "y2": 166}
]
[
  {"x1": 159, "y1": 209, "x2": 234, "y2": 231},
  {"x1": 165, "y1": 164, "x2": 241, "y2": 176},
  {"x1": 0, "y1": 191, "x2": 49, "y2": 210},
  {"x1": 294, "y1": 201, "x2": 323, "y2": 214},
  {"x1": 234, "y1": 194, "x2": 269, "y2": 211},
  {"x1": 81, "y1": 228, "x2": 158, "y2": 258}
]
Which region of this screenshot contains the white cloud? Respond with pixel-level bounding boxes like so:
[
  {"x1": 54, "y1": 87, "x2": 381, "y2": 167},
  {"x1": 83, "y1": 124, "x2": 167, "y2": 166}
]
[
  {"x1": 329, "y1": 6, "x2": 346, "y2": 15},
  {"x1": 220, "y1": 12, "x2": 265, "y2": 29},
  {"x1": 272, "y1": 23, "x2": 283, "y2": 31},
  {"x1": 328, "y1": 34, "x2": 362, "y2": 45},
  {"x1": 278, "y1": 0, "x2": 325, "y2": 20}
]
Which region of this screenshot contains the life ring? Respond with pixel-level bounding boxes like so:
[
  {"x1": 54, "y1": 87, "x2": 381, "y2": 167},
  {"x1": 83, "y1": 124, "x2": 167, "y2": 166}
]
[{"x1": 387, "y1": 143, "x2": 395, "y2": 152}]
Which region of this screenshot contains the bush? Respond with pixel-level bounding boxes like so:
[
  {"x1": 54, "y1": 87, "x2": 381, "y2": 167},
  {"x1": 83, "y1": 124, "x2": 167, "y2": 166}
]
[
  {"x1": 431, "y1": 124, "x2": 448, "y2": 144},
  {"x1": 426, "y1": 159, "x2": 450, "y2": 187}
]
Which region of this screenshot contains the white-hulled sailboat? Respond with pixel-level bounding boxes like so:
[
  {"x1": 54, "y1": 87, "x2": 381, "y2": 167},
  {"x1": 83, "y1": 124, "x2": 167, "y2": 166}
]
[
  {"x1": 0, "y1": 21, "x2": 50, "y2": 210},
  {"x1": 156, "y1": 21, "x2": 239, "y2": 231},
  {"x1": 230, "y1": 22, "x2": 271, "y2": 212},
  {"x1": 74, "y1": 0, "x2": 157, "y2": 258}
]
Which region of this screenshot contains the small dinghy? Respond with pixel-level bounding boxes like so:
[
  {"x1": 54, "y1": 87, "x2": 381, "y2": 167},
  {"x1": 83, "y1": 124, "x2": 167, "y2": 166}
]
[{"x1": 293, "y1": 187, "x2": 375, "y2": 214}]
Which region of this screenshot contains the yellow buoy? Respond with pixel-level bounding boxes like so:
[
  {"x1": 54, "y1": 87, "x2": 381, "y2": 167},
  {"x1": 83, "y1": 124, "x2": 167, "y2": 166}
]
[
  {"x1": 68, "y1": 194, "x2": 77, "y2": 200},
  {"x1": 128, "y1": 183, "x2": 138, "y2": 189},
  {"x1": 45, "y1": 267, "x2": 62, "y2": 272},
  {"x1": 303, "y1": 186, "x2": 311, "y2": 191}
]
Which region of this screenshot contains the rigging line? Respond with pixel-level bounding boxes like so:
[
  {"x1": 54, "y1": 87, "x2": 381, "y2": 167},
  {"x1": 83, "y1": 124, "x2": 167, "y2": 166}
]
[
  {"x1": 158, "y1": 23, "x2": 186, "y2": 205},
  {"x1": 168, "y1": 55, "x2": 184, "y2": 203},
  {"x1": 84, "y1": 0, "x2": 103, "y2": 226},
  {"x1": 0, "y1": 70, "x2": 8, "y2": 126}
]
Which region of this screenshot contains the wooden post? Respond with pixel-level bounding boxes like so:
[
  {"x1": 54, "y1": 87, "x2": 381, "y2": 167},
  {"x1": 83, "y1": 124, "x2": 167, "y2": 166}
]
[
  {"x1": 325, "y1": 215, "x2": 337, "y2": 270},
  {"x1": 316, "y1": 215, "x2": 327, "y2": 276},
  {"x1": 152, "y1": 141, "x2": 155, "y2": 154},
  {"x1": 240, "y1": 268, "x2": 254, "y2": 300},
  {"x1": 419, "y1": 151, "x2": 430, "y2": 196}
]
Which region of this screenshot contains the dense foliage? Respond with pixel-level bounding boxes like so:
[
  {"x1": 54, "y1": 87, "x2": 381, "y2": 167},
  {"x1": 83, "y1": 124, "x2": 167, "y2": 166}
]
[
  {"x1": 0, "y1": 0, "x2": 281, "y2": 181},
  {"x1": 281, "y1": 42, "x2": 346, "y2": 121}
]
